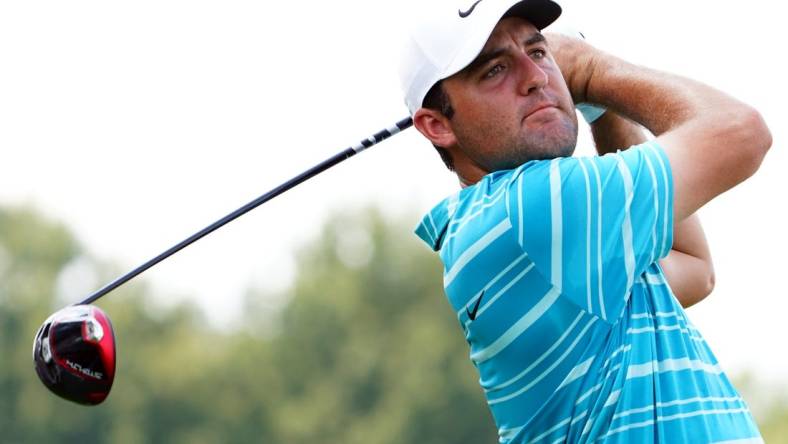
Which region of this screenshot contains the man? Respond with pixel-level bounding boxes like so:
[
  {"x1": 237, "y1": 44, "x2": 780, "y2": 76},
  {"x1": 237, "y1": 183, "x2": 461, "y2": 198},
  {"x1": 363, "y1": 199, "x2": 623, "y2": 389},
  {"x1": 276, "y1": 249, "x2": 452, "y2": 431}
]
[{"x1": 399, "y1": 0, "x2": 772, "y2": 442}]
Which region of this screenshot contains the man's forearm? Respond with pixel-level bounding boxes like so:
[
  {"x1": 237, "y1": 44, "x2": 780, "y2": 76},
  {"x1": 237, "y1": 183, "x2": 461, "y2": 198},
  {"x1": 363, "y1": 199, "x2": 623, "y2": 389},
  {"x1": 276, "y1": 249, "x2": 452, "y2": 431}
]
[
  {"x1": 563, "y1": 45, "x2": 736, "y2": 135},
  {"x1": 552, "y1": 35, "x2": 771, "y2": 222},
  {"x1": 659, "y1": 214, "x2": 715, "y2": 308},
  {"x1": 589, "y1": 111, "x2": 647, "y2": 155}
]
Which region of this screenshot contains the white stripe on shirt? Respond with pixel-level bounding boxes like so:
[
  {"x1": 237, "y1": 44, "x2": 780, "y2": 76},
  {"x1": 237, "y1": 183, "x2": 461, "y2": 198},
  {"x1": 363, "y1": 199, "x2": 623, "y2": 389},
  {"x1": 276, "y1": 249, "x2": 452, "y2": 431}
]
[
  {"x1": 472, "y1": 287, "x2": 561, "y2": 363},
  {"x1": 615, "y1": 154, "x2": 636, "y2": 299},
  {"x1": 587, "y1": 159, "x2": 607, "y2": 320},
  {"x1": 578, "y1": 158, "x2": 593, "y2": 313},
  {"x1": 444, "y1": 218, "x2": 511, "y2": 288}
]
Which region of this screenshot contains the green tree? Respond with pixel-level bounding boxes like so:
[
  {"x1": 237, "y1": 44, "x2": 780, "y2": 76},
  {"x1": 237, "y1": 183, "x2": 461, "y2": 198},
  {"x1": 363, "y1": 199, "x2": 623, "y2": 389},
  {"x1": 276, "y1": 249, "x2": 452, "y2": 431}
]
[
  {"x1": 0, "y1": 206, "x2": 495, "y2": 443},
  {"x1": 735, "y1": 373, "x2": 788, "y2": 443},
  {"x1": 241, "y1": 208, "x2": 496, "y2": 443},
  {"x1": 0, "y1": 207, "x2": 84, "y2": 442}
]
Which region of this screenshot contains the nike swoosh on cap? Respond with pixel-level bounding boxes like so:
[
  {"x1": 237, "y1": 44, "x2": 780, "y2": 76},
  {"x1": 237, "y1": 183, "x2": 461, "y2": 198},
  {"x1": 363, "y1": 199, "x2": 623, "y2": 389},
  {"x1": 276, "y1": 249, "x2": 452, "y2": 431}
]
[{"x1": 459, "y1": 0, "x2": 484, "y2": 18}]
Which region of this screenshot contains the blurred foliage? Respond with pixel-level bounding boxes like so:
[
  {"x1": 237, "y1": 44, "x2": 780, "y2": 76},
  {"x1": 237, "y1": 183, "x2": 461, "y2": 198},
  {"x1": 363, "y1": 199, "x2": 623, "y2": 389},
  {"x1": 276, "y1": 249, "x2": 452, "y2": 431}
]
[
  {"x1": 1, "y1": 205, "x2": 786, "y2": 443},
  {"x1": 0, "y1": 206, "x2": 494, "y2": 443},
  {"x1": 735, "y1": 373, "x2": 788, "y2": 443}
]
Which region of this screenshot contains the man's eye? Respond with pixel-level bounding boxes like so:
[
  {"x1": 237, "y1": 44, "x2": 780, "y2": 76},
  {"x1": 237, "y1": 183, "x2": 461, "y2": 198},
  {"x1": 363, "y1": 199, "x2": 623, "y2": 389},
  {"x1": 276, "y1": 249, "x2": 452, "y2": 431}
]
[
  {"x1": 484, "y1": 64, "x2": 505, "y2": 79},
  {"x1": 530, "y1": 49, "x2": 547, "y2": 59}
]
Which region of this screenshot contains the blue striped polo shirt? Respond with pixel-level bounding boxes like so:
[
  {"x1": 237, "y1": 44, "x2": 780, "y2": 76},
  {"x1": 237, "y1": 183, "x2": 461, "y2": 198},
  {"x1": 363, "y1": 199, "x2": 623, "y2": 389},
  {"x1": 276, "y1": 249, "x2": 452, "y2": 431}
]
[{"x1": 415, "y1": 142, "x2": 761, "y2": 443}]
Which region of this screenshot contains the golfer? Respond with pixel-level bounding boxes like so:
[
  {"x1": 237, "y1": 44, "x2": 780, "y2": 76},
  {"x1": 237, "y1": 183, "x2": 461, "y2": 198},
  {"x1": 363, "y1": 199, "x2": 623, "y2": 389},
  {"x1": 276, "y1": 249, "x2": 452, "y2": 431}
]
[{"x1": 400, "y1": 0, "x2": 772, "y2": 442}]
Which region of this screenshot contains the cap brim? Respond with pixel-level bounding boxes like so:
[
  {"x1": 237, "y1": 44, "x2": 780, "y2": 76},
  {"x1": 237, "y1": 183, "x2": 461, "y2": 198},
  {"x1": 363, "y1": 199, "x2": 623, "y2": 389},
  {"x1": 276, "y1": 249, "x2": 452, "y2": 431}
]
[
  {"x1": 442, "y1": 0, "x2": 562, "y2": 84},
  {"x1": 403, "y1": 0, "x2": 563, "y2": 115},
  {"x1": 504, "y1": 0, "x2": 562, "y2": 31}
]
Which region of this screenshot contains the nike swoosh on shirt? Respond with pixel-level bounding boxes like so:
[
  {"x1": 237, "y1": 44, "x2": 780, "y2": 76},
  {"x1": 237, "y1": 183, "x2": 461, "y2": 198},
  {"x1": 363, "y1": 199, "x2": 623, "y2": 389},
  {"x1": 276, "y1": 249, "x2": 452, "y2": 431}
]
[
  {"x1": 466, "y1": 291, "x2": 484, "y2": 321},
  {"x1": 458, "y1": 0, "x2": 483, "y2": 18}
]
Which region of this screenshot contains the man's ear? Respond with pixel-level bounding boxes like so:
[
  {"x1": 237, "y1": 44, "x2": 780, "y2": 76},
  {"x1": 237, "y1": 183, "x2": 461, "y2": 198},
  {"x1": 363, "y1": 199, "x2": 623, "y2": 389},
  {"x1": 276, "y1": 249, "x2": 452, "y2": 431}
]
[{"x1": 413, "y1": 108, "x2": 457, "y2": 148}]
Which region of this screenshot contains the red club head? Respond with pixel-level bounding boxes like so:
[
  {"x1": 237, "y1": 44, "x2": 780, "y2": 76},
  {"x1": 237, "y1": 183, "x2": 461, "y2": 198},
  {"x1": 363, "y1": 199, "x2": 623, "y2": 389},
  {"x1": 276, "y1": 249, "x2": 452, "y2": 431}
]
[{"x1": 32, "y1": 305, "x2": 116, "y2": 405}]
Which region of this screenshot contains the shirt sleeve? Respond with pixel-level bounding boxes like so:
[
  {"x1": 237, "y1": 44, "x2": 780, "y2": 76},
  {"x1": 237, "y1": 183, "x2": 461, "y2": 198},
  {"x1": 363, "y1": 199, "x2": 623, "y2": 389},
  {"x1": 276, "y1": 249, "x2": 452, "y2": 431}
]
[{"x1": 504, "y1": 141, "x2": 674, "y2": 323}]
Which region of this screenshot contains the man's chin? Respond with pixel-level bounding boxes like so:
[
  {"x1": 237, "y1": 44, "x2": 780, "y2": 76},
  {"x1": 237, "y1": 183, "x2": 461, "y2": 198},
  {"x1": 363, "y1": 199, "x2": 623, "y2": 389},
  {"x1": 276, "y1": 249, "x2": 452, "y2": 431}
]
[
  {"x1": 521, "y1": 132, "x2": 577, "y2": 161},
  {"x1": 483, "y1": 141, "x2": 576, "y2": 172},
  {"x1": 523, "y1": 119, "x2": 578, "y2": 159}
]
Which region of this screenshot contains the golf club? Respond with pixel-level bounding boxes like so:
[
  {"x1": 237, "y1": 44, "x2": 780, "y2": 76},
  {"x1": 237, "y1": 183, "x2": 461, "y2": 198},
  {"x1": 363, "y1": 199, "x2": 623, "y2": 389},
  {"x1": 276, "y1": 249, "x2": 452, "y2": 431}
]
[{"x1": 33, "y1": 116, "x2": 414, "y2": 405}]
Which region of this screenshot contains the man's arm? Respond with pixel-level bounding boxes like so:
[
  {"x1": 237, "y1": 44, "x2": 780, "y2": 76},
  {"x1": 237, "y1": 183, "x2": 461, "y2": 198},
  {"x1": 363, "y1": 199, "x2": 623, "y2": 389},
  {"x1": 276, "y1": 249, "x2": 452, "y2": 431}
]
[
  {"x1": 659, "y1": 214, "x2": 715, "y2": 307},
  {"x1": 553, "y1": 36, "x2": 772, "y2": 222},
  {"x1": 589, "y1": 111, "x2": 643, "y2": 155},
  {"x1": 589, "y1": 112, "x2": 715, "y2": 307}
]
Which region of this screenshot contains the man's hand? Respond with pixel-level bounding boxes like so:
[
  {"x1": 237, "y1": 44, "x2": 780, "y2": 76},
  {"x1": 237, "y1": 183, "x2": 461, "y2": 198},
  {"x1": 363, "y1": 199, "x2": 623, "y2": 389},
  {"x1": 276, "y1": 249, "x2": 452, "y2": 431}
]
[{"x1": 545, "y1": 32, "x2": 598, "y2": 105}]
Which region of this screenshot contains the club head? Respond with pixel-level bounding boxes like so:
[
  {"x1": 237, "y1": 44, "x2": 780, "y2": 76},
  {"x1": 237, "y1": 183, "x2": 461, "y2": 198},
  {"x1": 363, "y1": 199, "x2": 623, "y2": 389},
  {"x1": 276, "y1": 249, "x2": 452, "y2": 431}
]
[{"x1": 32, "y1": 304, "x2": 116, "y2": 405}]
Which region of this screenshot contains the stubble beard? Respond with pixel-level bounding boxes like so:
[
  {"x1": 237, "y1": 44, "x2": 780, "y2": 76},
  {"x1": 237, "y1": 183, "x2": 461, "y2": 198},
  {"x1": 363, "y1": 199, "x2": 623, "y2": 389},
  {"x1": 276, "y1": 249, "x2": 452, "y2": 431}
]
[{"x1": 461, "y1": 114, "x2": 579, "y2": 173}]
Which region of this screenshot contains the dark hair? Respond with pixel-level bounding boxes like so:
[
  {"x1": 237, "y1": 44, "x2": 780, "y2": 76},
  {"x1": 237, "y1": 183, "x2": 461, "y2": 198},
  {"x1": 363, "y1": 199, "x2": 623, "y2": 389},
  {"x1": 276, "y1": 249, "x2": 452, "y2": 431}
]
[{"x1": 422, "y1": 81, "x2": 455, "y2": 171}]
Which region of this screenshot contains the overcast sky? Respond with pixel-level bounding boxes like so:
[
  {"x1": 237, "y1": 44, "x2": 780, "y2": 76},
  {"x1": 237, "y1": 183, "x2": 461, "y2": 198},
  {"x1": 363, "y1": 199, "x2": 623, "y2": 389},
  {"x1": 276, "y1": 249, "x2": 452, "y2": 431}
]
[{"x1": 1, "y1": 0, "x2": 786, "y2": 383}]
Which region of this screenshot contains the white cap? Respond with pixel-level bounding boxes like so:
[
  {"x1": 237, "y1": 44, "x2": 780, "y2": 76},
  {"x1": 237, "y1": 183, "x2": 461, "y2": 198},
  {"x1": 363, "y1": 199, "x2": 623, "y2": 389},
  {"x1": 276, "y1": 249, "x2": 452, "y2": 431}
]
[{"x1": 399, "y1": 0, "x2": 562, "y2": 116}]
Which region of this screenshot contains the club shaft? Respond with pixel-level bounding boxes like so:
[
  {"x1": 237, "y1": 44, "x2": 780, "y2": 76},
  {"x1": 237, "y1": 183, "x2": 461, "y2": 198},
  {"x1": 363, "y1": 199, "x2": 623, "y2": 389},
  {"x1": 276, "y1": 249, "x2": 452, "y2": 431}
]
[{"x1": 79, "y1": 117, "x2": 413, "y2": 305}]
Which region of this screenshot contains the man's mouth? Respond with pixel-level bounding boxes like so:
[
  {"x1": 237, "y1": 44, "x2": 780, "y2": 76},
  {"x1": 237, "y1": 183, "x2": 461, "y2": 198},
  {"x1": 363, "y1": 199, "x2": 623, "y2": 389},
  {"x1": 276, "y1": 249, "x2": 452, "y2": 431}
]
[{"x1": 524, "y1": 103, "x2": 559, "y2": 122}]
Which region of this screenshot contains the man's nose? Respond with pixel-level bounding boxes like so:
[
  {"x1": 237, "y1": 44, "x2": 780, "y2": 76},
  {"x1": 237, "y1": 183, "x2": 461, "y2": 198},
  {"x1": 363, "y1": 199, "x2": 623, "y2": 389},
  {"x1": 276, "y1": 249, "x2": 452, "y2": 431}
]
[{"x1": 515, "y1": 52, "x2": 548, "y2": 96}]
